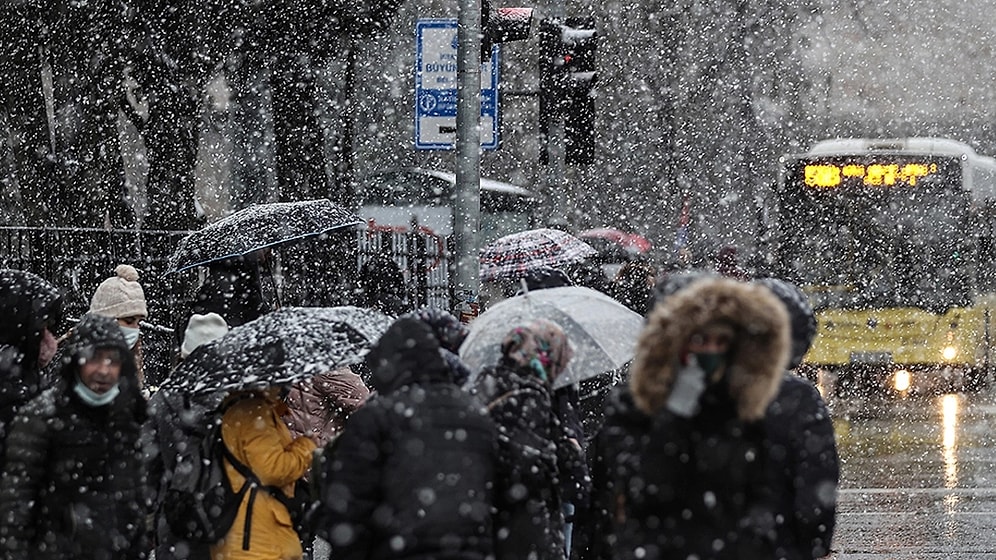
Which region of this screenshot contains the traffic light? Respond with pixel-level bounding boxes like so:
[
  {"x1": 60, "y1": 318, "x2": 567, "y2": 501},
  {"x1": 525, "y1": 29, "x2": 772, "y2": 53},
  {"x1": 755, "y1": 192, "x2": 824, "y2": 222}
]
[
  {"x1": 481, "y1": 0, "x2": 534, "y2": 61},
  {"x1": 539, "y1": 17, "x2": 598, "y2": 164}
]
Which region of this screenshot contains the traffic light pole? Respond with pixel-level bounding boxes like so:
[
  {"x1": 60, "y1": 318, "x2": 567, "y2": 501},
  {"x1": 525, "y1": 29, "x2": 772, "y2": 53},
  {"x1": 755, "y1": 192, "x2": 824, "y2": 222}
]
[
  {"x1": 454, "y1": 0, "x2": 483, "y2": 306},
  {"x1": 545, "y1": 3, "x2": 568, "y2": 228}
]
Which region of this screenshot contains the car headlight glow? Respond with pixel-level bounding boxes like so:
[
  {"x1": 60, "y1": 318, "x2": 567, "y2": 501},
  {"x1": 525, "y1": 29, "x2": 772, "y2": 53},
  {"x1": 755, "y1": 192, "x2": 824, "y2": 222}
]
[
  {"x1": 894, "y1": 369, "x2": 912, "y2": 392},
  {"x1": 942, "y1": 346, "x2": 958, "y2": 361}
]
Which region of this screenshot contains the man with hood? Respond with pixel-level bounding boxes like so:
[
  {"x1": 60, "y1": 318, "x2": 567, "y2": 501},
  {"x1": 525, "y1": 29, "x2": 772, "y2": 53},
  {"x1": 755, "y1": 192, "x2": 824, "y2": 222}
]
[
  {"x1": 315, "y1": 317, "x2": 498, "y2": 560},
  {"x1": 755, "y1": 277, "x2": 839, "y2": 559},
  {"x1": 588, "y1": 277, "x2": 790, "y2": 560},
  {"x1": 0, "y1": 269, "x2": 62, "y2": 472},
  {"x1": 0, "y1": 313, "x2": 149, "y2": 559}
]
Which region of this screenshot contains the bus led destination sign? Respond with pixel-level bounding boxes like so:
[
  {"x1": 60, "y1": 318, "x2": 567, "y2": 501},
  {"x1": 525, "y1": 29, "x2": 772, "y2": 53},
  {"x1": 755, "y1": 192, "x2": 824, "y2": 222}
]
[{"x1": 804, "y1": 162, "x2": 939, "y2": 188}]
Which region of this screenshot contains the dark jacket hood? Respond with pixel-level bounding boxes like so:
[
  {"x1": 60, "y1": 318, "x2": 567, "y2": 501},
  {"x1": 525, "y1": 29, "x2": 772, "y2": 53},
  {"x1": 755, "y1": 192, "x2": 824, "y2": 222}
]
[
  {"x1": 366, "y1": 317, "x2": 450, "y2": 395},
  {"x1": 631, "y1": 278, "x2": 790, "y2": 421},
  {"x1": 58, "y1": 313, "x2": 138, "y2": 385},
  {"x1": 0, "y1": 269, "x2": 62, "y2": 374},
  {"x1": 754, "y1": 277, "x2": 817, "y2": 370}
]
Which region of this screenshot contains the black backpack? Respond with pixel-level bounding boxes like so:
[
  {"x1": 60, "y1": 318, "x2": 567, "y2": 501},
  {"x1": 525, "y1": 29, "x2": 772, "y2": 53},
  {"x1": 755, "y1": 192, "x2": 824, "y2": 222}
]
[{"x1": 163, "y1": 416, "x2": 264, "y2": 550}]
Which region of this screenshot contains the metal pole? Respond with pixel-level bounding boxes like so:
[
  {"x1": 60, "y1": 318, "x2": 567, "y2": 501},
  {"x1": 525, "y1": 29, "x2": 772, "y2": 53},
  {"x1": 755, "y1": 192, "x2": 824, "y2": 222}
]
[
  {"x1": 546, "y1": 3, "x2": 567, "y2": 228},
  {"x1": 454, "y1": 0, "x2": 482, "y2": 302}
]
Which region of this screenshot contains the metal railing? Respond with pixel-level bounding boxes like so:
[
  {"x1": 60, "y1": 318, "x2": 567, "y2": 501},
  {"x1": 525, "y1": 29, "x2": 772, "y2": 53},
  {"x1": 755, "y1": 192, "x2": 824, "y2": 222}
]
[{"x1": 0, "y1": 226, "x2": 454, "y2": 385}]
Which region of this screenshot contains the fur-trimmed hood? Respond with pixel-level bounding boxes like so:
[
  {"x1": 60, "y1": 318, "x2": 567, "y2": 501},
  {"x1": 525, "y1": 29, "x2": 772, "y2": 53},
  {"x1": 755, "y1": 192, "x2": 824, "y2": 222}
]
[{"x1": 630, "y1": 278, "x2": 790, "y2": 421}]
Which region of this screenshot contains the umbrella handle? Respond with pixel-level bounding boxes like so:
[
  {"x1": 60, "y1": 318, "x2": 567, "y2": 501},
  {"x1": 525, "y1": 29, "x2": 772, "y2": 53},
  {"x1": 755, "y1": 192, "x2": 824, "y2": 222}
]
[{"x1": 256, "y1": 256, "x2": 283, "y2": 311}]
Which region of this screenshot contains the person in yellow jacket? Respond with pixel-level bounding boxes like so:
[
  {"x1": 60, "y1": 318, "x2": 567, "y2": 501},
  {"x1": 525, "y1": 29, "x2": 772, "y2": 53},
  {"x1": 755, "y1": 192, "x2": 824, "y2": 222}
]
[{"x1": 211, "y1": 388, "x2": 318, "y2": 560}]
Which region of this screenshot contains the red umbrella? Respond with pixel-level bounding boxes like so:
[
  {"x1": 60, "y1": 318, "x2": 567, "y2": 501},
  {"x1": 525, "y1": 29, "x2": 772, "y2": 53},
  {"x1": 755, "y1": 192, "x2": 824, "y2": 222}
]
[{"x1": 579, "y1": 228, "x2": 652, "y2": 254}]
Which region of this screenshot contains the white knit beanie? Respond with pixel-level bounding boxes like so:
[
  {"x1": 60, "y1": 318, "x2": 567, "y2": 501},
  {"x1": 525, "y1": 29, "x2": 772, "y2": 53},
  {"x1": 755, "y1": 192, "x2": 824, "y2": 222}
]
[
  {"x1": 89, "y1": 264, "x2": 148, "y2": 319},
  {"x1": 181, "y1": 312, "x2": 230, "y2": 358}
]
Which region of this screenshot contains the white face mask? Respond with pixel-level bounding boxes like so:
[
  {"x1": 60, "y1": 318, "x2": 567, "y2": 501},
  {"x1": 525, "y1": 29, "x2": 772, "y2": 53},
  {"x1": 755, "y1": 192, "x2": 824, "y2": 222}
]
[
  {"x1": 73, "y1": 377, "x2": 121, "y2": 407},
  {"x1": 120, "y1": 326, "x2": 140, "y2": 349}
]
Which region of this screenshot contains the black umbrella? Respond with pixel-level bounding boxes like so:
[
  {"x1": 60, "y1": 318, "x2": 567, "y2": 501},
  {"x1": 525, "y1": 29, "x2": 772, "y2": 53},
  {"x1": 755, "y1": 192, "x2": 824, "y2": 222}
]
[
  {"x1": 167, "y1": 199, "x2": 363, "y2": 273},
  {"x1": 164, "y1": 306, "x2": 393, "y2": 395}
]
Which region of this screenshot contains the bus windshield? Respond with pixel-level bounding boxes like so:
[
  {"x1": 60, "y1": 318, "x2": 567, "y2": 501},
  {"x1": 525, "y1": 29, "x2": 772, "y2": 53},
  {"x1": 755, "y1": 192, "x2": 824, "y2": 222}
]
[{"x1": 777, "y1": 155, "x2": 973, "y2": 311}]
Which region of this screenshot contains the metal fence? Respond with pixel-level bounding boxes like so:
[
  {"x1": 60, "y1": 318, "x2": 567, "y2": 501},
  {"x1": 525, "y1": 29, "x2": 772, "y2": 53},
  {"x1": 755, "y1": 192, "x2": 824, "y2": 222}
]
[{"x1": 0, "y1": 226, "x2": 454, "y2": 386}]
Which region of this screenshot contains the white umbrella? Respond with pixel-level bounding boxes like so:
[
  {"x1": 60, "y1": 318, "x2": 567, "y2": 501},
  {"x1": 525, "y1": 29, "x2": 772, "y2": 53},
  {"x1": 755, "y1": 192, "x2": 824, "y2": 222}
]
[{"x1": 460, "y1": 286, "x2": 644, "y2": 389}]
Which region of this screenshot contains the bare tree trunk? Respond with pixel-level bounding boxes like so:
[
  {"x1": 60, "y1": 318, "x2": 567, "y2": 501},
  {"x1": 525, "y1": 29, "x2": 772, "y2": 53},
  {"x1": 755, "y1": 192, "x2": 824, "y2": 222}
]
[
  {"x1": 1, "y1": 5, "x2": 55, "y2": 226},
  {"x1": 141, "y1": 77, "x2": 201, "y2": 231},
  {"x1": 331, "y1": 36, "x2": 358, "y2": 208},
  {"x1": 271, "y1": 52, "x2": 328, "y2": 202}
]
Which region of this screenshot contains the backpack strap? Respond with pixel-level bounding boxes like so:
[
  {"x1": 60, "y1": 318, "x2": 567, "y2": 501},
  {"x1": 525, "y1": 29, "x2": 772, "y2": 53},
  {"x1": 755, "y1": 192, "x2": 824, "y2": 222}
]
[
  {"x1": 220, "y1": 440, "x2": 264, "y2": 551},
  {"x1": 486, "y1": 388, "x2": 532, "y2": 412}
]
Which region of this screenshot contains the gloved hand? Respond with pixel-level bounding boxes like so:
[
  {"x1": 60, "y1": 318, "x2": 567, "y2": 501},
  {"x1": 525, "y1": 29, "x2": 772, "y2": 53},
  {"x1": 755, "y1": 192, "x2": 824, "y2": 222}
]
[{"x1": 665, "y1": 356, "x2": 707, "y2": 417}]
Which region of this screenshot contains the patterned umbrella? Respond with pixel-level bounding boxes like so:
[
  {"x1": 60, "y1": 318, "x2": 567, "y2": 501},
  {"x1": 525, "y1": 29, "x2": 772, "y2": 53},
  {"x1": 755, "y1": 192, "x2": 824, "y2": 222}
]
[
  {"x1": 167, "y1": 199, "x2": 363, "y2": 273},
  {"x1": 164, "y1": 306, "x2": 393, "y2": 395},
  {"x1": 460, "y1": 286, "x2": 644, "y2": 389},
  {"x1": 479, "y1": 228, "x2": 597, "y2": 282}
]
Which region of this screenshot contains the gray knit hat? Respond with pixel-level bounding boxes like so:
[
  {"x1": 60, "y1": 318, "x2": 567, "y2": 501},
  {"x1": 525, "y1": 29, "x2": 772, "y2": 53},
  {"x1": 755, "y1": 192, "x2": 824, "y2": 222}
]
[{"x1": 89, "y1": 264, "x2": 148, "y2": 319}]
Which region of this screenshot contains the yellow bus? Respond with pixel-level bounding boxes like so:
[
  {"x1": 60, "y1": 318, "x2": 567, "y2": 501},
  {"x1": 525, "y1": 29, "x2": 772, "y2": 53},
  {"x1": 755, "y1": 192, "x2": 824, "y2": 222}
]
[{"x1": 773, "y1": 138, "x2": 996, "y2": 395}]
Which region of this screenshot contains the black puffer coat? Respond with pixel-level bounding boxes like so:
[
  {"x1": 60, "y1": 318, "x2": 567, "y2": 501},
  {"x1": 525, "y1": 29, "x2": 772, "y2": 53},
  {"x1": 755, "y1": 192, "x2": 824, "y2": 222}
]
[
  {"x1": 763, "y1": 374, "x2": 839, "y2": 560},
  {"x1": 317, "y1": 318, "x2": 498, "y2": 560},
  {"x1": 756, "y1": 277, "x2": 838, "y2": 559},
  {"x1": 474, "y1": 361, "x2": 578, "y2": 560},
  {"x1": 0, "y1": 269, "x2": 62, "y2": 470},
  {"x1": 0, "y1": 314, "x2": 149, "y2": 560}
]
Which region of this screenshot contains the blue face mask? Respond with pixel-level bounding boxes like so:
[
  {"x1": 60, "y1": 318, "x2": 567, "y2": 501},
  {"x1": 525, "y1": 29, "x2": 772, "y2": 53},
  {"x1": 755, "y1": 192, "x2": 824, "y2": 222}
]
[
  {"x1": 73, "y1": 376, "x2": 120, "y2": 407},
  {"x1": 120, "y1": 326, "x2": 140, "y2": 349}
]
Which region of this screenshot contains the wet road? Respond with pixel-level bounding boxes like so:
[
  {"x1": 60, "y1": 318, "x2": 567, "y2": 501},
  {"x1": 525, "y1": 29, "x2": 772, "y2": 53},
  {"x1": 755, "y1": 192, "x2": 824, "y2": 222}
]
[{"x1": 828, "y1": 390, "x2": 996, "y2": 558}]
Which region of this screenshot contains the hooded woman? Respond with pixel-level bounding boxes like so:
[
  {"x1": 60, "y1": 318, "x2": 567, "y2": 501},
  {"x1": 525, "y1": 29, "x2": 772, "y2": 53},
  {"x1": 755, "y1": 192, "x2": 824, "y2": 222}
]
[
  {"x1": 0, "y1": 313, "x2": 149, "y2": 560},
  {"x1": 588, "y1": 277, "x2": 790, "y2": 560},
  {"x1": 0, "y1": 269, "x2": 62, "y2": 471},
  {"x1": 472, "y1": 319, "x2": 583, "y2": 560},
  {"x1": 755, "y1": 277, "x2": 839, "y2": 559}
]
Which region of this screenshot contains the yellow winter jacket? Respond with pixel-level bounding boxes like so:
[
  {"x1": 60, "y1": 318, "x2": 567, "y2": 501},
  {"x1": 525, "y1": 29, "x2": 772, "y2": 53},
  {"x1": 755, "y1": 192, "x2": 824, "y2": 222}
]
[{"x1": 210, "y1": 395, "x2": 317, "y2": 560}]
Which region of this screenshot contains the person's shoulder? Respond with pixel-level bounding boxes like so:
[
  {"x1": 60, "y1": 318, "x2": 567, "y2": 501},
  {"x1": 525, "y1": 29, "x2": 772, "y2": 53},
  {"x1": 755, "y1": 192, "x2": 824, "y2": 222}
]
[
  {"x1": 777, "y1": 372, "x2": 824, "y2": 400},
  {"x1": 768, "y1": 372, "x2": 829, "y2": 418},
  {"x1": 221, "y1": 394, "x2": 271, "y2": 419},
  {"x1": 11, "y1": 386, "x2": 59, "y2": 428}
]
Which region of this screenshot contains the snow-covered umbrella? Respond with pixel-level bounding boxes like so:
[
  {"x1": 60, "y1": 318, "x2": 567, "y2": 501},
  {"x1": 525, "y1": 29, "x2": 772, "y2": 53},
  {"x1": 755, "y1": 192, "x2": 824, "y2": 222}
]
[
  {"x1": 167, "y1": 199, "x2": 363, "y2": 273},
  {"x1": 479, "y1": 228, "x2": 597, "y2": 282},
  {"x1": 164, "y1": 306, "x2": 392, "y2": 395},
  {"x1": 460, "y1": 286, "x2": 644, "y2": 389}
]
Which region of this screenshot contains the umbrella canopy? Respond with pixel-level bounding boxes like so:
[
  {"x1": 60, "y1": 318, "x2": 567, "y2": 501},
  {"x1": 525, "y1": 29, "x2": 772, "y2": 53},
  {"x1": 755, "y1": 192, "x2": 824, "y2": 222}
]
[
  {"x1": 479, "y1": 228, "x2": 597, "y2": 282},
  {"x1": 460, "y1": 286, "x2": 644, "y2": 389},
  {"x1": 579, "y1": 227, "x2": 652, "y2": 254},
  {"x1": 165, "y1": 306, "x2": 393, "y2": 395},
  {"x1": 168, "y1": 199, "x2": 363, "y2": 273}
]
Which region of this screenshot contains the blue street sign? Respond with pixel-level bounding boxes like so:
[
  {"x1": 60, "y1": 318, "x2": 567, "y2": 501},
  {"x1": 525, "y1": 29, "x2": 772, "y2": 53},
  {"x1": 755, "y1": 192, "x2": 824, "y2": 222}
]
[{"x1": 415, "y1": 19, "x2": 500, "y2": 150}]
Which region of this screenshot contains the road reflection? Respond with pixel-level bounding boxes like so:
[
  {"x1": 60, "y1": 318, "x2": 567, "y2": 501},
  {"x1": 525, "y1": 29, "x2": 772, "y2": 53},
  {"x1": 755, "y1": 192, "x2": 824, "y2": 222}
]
[
  {"x1": 940, "y1": 393, "x2": 961, "y2": 542},
  {"x1": 941, "y1": 393, "x2": 960, "y2": 489},
  {"x1": 828, "y1": 390, "x2": 996, "y2": 557}
]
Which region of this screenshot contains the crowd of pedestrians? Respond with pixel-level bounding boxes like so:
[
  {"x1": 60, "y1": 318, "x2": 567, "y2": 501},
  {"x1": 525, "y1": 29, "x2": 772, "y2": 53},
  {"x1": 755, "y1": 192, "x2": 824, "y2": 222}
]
[{"x1": 0, "y1": 258, "x2": 839, "y2": 560}]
